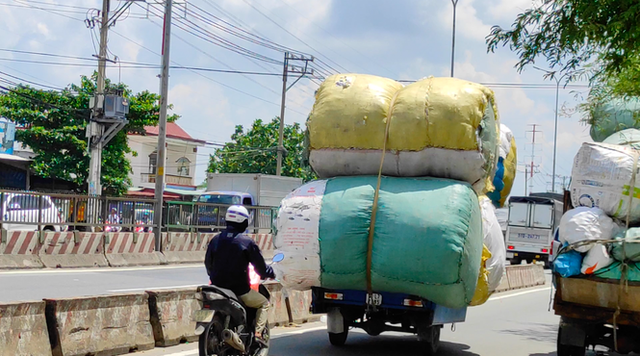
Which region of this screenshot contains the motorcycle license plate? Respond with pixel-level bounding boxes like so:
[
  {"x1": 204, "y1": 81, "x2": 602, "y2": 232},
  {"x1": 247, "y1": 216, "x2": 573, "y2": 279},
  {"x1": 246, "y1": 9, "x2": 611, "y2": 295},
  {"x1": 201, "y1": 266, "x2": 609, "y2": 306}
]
[{"x1": 193, "y1": 310, "x2": 215, "y2": 323}]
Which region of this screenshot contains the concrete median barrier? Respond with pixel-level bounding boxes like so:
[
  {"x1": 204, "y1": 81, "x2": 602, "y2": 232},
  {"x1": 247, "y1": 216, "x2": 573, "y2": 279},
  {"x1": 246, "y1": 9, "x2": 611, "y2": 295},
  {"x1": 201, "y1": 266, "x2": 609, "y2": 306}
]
[
  {"x1": 0, "y1": 231, "x2": 44, "y2": 269},
  {"x1": 105, "y1": 233, "x2": 166, "y2": 267},
  {"x1": 0, "y1": 300, "x2": 52, "y2": 356},
  {"x1": 161, "y1": 233, "x2": 211, "y2": 264},
  {"x1": 39, "y1": 232, "x2": 108, "y2": 268},
  {"x1": 147, "y1": 288, "x2": 199, "y2": 347},
  {"x1": 45, "y1": 293, "x2": 155, "y2": 356},
  {"x1": 494, "y1": 272, "x2": 511, "y2": 293},
  {"x1": 504, "y1": 264, "x2": 546, "y2": 290},
  {"x1": 265, "y1": 282, "x2": 315, "y2": 326}
]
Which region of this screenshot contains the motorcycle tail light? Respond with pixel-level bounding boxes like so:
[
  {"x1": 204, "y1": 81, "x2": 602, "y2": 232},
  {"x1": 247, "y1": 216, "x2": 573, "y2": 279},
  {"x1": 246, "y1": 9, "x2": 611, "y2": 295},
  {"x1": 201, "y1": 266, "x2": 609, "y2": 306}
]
[{"x1": 403, "y1": 299, "x2": 424, "y2": 308}]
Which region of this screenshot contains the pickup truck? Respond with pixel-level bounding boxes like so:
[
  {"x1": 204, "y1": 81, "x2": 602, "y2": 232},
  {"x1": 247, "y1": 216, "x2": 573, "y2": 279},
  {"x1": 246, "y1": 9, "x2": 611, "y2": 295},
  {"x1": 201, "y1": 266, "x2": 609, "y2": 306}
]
[{"x1": 311, "y1": 287, "x2": 467, "y2": 355}]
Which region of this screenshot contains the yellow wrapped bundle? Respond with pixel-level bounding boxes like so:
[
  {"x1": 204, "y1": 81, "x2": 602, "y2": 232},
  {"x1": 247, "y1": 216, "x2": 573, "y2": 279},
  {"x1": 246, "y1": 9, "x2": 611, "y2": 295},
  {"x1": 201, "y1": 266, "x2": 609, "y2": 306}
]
[{"x1": 308, "y1": 75, "x2": 500, "y2": 192}]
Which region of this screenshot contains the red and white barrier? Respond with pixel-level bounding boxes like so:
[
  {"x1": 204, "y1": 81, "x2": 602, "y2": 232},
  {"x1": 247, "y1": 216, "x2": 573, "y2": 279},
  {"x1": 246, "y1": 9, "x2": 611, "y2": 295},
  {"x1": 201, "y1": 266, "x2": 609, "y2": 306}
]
[
  {"x1": 104, "y1": 233, "x2": 165, "y2": 267},
  {"x1": 162, "y1": 233, "x2": 211, "y2": 264},
  {"x1": 0, "y1": 231, "x2": 43, "y2": 269},
  {"x1": 250, "y1": 234, "x2": 273, "y2": 252},
  {"x1": 38, "y1": 232, "x2": 108, "y2": 268}
]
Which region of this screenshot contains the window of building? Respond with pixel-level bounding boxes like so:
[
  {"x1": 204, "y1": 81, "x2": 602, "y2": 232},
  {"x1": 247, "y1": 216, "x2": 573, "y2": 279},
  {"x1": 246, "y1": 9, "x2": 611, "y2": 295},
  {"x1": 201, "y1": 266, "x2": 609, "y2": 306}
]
[
  {"x1": 149, "y1": 151, "x2": 157, "y2": 175},
  {"x1": 176, "y1": 156, "x2": 190, "y2": 176}
]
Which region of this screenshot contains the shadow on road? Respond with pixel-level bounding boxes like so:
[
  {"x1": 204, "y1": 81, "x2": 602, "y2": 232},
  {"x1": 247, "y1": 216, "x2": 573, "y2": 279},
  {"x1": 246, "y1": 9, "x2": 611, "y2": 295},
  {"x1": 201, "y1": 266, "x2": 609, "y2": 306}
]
[
  {"x1": 271, "y1": 330, "x2": 480, "y2": 356},
  {"x1": 530, "y1": 350, "x2": 627, "y2": 356},
  {"x1": 499, "y1": 322, "x2": 558, "y2": 342}
]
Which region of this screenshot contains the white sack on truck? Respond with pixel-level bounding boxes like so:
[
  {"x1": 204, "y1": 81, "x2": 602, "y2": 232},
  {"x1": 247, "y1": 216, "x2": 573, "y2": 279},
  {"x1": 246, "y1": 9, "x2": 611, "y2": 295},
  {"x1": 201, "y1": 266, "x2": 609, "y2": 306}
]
[
  {"x1": 479, "y1": 196, "x2": 506, "y2": 292},
  {"x1": 558, "y1": 207, "x2": 618, "y2": 253},
  {"x1": 570, "y1": 142, "x2": 640, "y2": 223},
  {"x1": 581, "y1": 243, "x2": 615, "y2": 274}
]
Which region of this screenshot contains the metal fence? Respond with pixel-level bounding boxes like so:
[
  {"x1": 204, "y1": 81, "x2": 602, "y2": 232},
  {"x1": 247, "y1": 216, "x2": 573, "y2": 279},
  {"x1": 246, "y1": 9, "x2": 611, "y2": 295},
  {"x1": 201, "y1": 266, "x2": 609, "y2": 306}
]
[
  {"x1": 0, "y1": 190, "x2": 156, "y2": 232},
  {"x1": 165, "y1": 201, "x2": 277, "y2": 233},
  {"x1": 0, "y1": 190, "x2": 276, "y2": 233}
]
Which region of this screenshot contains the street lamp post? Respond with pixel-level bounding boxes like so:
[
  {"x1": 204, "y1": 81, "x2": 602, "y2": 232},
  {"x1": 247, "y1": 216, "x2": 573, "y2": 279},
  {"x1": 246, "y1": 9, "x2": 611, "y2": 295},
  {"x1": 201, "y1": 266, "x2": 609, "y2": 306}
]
[
  {"x1": 450, "y1": 0, "x2": 458, "y2": 77},
  {"x1": 533, "y1": 66, "x2": 569, "y2": 193}
]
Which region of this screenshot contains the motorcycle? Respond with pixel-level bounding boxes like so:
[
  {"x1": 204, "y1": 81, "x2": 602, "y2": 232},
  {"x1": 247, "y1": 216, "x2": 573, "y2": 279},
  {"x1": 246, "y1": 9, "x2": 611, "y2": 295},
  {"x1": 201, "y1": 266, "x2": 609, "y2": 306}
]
[{"x1": 194, "y1": 253, "x2": 285, "y2": 356}]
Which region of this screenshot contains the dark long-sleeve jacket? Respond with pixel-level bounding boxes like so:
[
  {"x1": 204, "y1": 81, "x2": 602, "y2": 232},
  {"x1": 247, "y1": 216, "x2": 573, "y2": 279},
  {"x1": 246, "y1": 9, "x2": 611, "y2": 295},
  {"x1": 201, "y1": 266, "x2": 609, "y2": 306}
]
[{"x1": 204, "y1": 227, "x2": 274, "y2": 295}]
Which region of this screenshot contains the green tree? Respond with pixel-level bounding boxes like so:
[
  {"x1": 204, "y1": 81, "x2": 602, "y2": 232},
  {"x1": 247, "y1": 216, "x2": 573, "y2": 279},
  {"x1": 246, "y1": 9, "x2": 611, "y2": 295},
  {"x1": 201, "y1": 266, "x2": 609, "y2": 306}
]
[
  {"x1": 486, "y1": 0, "x2": 640, "y2": 91},
  {"x1": 0, "y1": 74, "x2": 179, "y2": 195},
  {"x1": 207, "y1": 118, "x2": 316, "y2": 182}
]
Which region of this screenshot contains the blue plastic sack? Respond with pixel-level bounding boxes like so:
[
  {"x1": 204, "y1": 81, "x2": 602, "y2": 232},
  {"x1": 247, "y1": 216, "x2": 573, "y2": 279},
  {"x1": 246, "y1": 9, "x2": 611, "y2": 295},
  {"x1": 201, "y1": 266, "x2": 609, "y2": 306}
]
[{"x1": 552, "y1": 249, "x2": 583, "y2": 278}]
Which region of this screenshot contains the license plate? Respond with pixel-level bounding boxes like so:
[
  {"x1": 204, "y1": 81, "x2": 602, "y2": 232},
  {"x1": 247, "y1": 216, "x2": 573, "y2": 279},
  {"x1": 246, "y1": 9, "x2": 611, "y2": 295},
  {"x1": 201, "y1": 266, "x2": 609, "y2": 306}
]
[
  {"x1": 367, "y1": 293, "x2": 382, "y2": 306},
  {"x1": 506, "y1": 252, "x2": 514, "y2": 258},
  {"x1": 193, "y1": 310, "x2": 215, "y2": 323}
]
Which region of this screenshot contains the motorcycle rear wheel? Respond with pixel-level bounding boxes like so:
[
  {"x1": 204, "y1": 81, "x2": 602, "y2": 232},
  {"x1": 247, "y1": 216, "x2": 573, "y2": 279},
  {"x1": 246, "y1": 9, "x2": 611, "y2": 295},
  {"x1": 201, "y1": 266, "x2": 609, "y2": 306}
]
[{"x1": 199, "y1": 315, "x2": 231, "y2": 356}]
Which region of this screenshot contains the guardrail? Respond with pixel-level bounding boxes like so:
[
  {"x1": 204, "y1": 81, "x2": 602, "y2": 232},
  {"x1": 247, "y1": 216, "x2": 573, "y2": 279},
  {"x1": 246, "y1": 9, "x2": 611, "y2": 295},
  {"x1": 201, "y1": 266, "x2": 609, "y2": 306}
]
[
  {"x1": 165, "y1": 201, "x2": 276, "y2": 233},
  {"x1": 0, "y1": 190, "x2": 157, "y2": 235},
  {"x1": 0, "y1": 190, "x2": 277, "y2": 237}
]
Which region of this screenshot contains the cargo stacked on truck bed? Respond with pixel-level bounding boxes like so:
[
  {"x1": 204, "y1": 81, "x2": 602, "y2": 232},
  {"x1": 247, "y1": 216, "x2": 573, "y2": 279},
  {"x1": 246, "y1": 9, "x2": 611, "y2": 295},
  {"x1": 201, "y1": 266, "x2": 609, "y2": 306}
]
[
  {"x1": 272, "y1": 74, "x2": 514, "y2": 355},
  {"x1": 551, "y1": 131, "x2": 640, "y2": 355}
]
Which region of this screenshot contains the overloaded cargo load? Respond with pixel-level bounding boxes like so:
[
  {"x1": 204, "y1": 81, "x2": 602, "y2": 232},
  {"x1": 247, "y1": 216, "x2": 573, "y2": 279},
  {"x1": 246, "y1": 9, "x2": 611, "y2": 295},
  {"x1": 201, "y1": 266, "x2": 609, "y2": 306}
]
[
  {"x1": 273, "y1": 177, "x2": 483, "y2": 309},
  {"x1": 274, "y1": 177, "x2": 506, "y2": 309},
  {"x1": 589, "y1": 98, "x2": 640, "y2": 142},
  {"x1": 487, "y1": 124, "x2": 517, "y2": 208},
  {"x1": 307, "y1": 74, "x2": 500, "y2": 192},
  {"x1": 569, "y1": 142, "x2": 640, "y2": 224},
  {"x1": 603, "y1": 128, "x2": 640, "y2": 149}
]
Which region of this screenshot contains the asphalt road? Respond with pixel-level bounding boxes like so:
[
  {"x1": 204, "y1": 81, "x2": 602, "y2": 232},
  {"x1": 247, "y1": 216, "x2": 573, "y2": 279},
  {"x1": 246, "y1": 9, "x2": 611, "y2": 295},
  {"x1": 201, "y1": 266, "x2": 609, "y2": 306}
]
[
  {"x1": 0, "y1": 264, "x2": 209, "y2": 302},
  {"x1": 134, "y1": 282, "x2": 625, "y2": 356},
  {"x1": 0, "y1": 267, "x2": 626, "y2": 355}
]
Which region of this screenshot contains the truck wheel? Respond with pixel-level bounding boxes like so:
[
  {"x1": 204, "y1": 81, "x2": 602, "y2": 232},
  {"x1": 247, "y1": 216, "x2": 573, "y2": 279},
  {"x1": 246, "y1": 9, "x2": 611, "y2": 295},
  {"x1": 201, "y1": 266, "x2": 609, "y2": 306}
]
[
  {"x1": 328, "y1": 329, "x2": 348, "y2": 346},
  {"x1": 557, "y1": 323, "x2": 585, "y2": 356},
  {"x1": 418, "y1": 326, "x2": 441, "y2": 356}
]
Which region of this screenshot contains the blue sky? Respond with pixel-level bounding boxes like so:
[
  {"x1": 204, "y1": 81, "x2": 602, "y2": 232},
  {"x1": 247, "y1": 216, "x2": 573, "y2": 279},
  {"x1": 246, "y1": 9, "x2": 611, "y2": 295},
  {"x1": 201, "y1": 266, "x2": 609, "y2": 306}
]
[{"x1": 0, "y1": 0, "x2": 592, "y2": 194}]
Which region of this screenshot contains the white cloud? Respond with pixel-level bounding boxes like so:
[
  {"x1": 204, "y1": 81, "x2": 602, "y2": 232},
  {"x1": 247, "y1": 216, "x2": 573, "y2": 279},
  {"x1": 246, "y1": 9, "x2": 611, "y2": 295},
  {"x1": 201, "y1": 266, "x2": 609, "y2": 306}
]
[
  {"x1": 438, "y1": 0, "x2": 491, "y2": 41},
  {"x1": 487, "y1": 0, "x2": 538, "y2": 21}
]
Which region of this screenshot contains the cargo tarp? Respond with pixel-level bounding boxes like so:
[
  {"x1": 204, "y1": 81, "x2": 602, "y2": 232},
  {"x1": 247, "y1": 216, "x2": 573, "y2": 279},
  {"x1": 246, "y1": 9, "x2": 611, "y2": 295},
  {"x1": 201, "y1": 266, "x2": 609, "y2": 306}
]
[
  {"x1": 589, "y1": 98, "x2": 640, "y2": 142},
  {"x1": 275, "y1": 176, "x2": 484, "y2": 309},
  {"x1": 308, "y1": 75, "x2": 500, "y2": 192}
]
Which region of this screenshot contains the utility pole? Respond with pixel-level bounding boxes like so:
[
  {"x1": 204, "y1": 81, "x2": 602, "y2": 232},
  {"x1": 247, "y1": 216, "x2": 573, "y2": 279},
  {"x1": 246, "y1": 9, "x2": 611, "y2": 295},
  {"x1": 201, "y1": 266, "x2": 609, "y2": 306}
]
[
  {"x1": 276, "y1": 52, "x2": 314, "y2": 176},
  {"x1": 526, "y1": 124, "x2": 542, "y2": 194},
  {"x1": 276, "y1": 52, "x2": 289, "y2": 177},
  {"x1": 450, "y1": 0, "x2": 459, "y2": 77},
  {"x1": 87, "y1": 0, "x2": 110, "y2": 197},
  {"x1": 153, "y1": 0, "x2": 173, "y2": 248},
  {"x1": 525, "y1": 166, "x2": 528, "y2": 196},
  {"x1": 85, "y1": 0, "x2": 132, "y2": 229}
]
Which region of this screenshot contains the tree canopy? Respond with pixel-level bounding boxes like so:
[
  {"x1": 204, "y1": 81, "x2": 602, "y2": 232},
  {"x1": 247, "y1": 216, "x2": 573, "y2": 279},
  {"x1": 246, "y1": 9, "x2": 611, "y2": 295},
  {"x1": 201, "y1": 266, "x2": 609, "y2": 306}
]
[
  {"x1": 486, "y1": 0, "x2": 640, "y2": 91},
  {"x1": 207, "y1": 118, "x2": 316, "y2": 182},
  {"x1": 0, "y1": 73, "x2": 179, "y2": 195}
]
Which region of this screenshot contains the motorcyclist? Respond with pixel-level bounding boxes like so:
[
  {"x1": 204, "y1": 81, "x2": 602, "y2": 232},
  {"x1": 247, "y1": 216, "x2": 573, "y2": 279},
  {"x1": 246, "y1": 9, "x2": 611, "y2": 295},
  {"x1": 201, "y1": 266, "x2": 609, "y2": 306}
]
[{"x1": 204, "y1": 205, "x2": 275, "y2": 344}]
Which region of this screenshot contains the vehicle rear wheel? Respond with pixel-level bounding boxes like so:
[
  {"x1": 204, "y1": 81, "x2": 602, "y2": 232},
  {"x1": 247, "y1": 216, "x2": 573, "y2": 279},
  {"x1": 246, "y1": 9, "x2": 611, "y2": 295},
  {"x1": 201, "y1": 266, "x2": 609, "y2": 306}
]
[
  {"x1": 418, "y1": 326, "x2": 441, "y2": 356},
  {"x1": 199, "y1": 316, "x2": 229, "y2": 356},
  {"x1": 557, "y1": 323, "x2": 585, "y2": 356},
  {"x1": 328, "y1": 329, "x2": 348, "y2": 346}
]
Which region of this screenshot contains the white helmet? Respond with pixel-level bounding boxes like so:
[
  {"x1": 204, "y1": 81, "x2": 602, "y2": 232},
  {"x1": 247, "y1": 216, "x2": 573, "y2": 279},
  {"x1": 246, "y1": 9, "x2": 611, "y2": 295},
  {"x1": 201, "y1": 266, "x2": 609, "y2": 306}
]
[{"x1": 225, "y1": 205, "x2": 250, "y2": 223}]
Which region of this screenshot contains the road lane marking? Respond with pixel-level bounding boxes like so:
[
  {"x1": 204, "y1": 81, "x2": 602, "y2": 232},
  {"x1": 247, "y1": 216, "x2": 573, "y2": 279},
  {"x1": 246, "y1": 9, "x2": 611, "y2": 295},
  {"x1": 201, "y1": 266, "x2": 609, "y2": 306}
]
[
  {"x1": 488, "y1": 286, "x2": 551, "y2": 301},
  {"x1": 0, "y1": 264, "x2": 203, "y2": 275},
  {"x1": 108, "y1": 284, "x2": 202, "y2": 293}
]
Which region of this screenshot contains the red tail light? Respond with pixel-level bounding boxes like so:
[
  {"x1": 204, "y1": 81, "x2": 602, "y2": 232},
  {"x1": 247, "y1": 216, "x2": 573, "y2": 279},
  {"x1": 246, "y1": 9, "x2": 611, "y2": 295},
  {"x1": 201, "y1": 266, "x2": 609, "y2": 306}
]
[
  {"x1": 542, "y1": 248, "x2": 549, "y2": 253},
  {"x1": 508, "y1": 246, "x2": 515, "y2": 250}
]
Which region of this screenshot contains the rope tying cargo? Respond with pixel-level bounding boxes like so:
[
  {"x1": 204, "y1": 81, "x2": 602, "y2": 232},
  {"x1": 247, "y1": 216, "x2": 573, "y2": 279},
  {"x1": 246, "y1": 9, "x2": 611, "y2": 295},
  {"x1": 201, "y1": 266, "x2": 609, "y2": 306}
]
[
  {"x1": 613, "y1": 150, "x2": 638, "y2": 352},
  {"x1": 364, "y1": 86, "x2": 404, "y2": 293}
]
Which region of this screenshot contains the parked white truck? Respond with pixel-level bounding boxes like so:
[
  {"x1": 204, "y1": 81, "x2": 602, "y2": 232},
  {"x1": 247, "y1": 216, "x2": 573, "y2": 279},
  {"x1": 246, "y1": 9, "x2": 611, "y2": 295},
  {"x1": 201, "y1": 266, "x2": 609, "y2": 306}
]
[
  {"x1": 194, "y1": 173, "x2": 303, "y2": 232},
  {"x1": 505, "y1": 194, "x2": 563, "y2": 267},
  {"x1": 201, "y1": 173, "x2": 302, "y2": 207}
]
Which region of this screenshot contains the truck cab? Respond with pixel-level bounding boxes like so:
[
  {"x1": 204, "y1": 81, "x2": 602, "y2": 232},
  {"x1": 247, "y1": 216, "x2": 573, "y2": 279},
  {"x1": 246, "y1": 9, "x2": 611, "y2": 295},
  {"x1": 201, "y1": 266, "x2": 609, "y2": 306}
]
[
  {"x1": 505, "y1": 195, "x2": 563, "y2": 267},
  {"x1": 195, "y1": 191, "x2": 255, "y2": 230}
]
